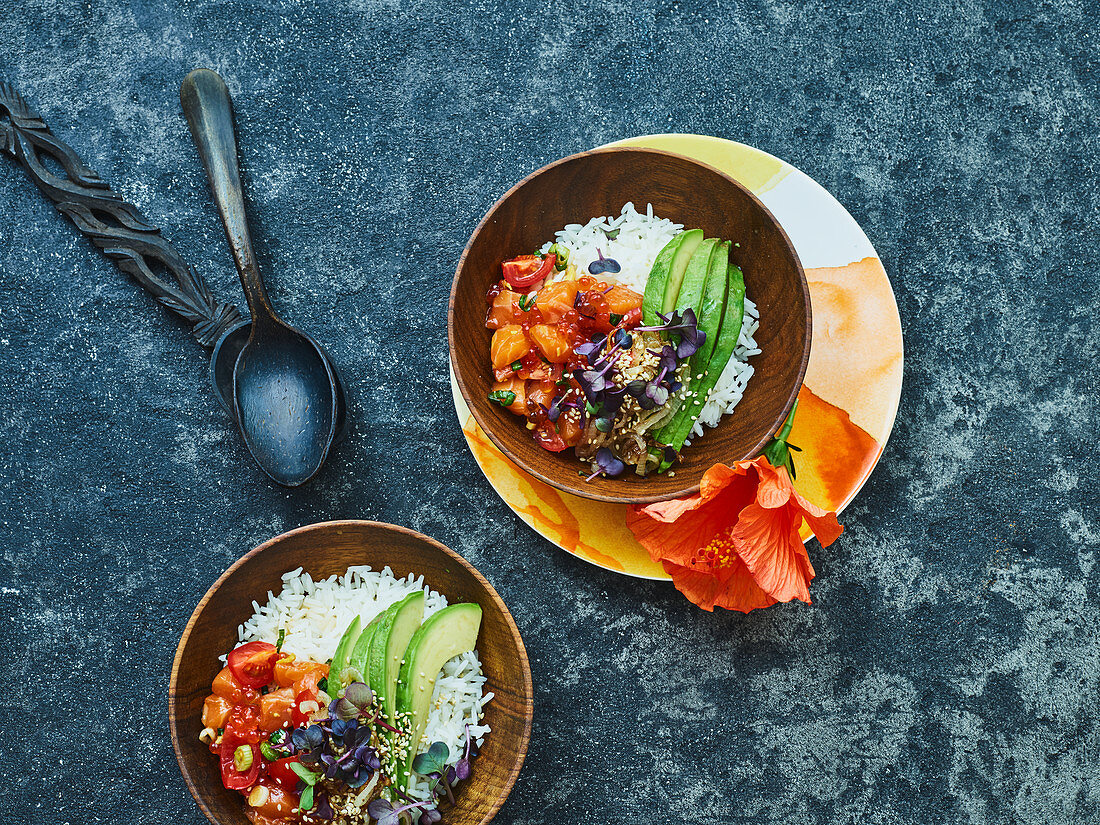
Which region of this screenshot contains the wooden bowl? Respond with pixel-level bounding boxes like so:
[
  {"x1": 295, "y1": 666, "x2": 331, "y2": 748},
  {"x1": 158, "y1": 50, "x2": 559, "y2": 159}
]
[
  {"x1": 449, "y1": 147, "x2": 811, "y2": 504},
  {"x1": 170, "y1": 521, "x2": 533, "y2": 825}
]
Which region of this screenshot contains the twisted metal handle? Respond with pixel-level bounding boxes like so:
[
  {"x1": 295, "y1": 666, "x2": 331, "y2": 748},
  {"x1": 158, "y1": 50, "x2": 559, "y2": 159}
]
[{"x1": 0, "y1": 81, "x2": 241, "y2": 346}]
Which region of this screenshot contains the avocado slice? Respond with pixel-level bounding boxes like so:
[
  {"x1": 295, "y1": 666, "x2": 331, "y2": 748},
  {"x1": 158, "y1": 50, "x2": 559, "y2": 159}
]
[
  {"x1": 367, "y1": 602, "x2": 399, "y2": 701},
  {"x1": 657, "y1": 261, "x2": 746, "y2": 470},
  {"x1": 694, "y1": 241, "x2": 730, "y2": 368},
  {"x1": 327, "y1": 615, "x2": 361, "y2": 697},
  {"x1": 642, "y1": 232, "x2": 686, "y2": 325},
  {"x1": 393, "y1": 603, "x2": 483, "y2": 792},
  {"x1": 368, "y1": 592, "x2": 425, "y2": 726},
  {"x1": 672, "y1": 237, "x2": 717, "y2": 316},
  {"x1": 653, "y1": 228, "x2": 704, "y2": 318},
  {"x1": 345, "y1": 611, "x2": 385, "y2": 690}
]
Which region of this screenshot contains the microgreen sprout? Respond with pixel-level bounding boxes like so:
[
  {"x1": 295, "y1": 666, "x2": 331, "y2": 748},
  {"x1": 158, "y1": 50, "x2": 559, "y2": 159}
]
[
  {"x1": 511, "y1": 360, "x2": 522, "y2": 371},
  {"x1": 405, "y1": 729, "x2": 482, "y2": 816},
  {"x1": 547, "y1": 395, "x2": 564, "y2": 423},
  {"x1": 279, "y1": 681, "x2": 393, "y2": 816},
  {"x1": 588, "y1": 248, "x2": 621, "y2": 275},
  {"x1": 411, "y1": 741, "x2": 450, "y2": 776},
  {"x1": 587, "y1": 447, "x2": 626, "y2": 480},
  {"x1": 367, "y1": 798, "x2": 435, "y2": 825},
  {"x1": 635, "y1": 309, "x2": 705, "y2": 358}
]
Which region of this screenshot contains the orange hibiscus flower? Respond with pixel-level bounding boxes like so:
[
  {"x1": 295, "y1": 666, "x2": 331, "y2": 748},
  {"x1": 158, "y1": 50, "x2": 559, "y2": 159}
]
[{"x1": 626, "y1": 457, "x2": 843, "y2": 612}]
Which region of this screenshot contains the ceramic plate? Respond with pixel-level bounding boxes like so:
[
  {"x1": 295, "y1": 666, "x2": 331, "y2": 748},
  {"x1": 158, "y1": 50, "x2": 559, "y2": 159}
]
[{"x1": 449, "y1": 134, "x2": 903, "y2": 579}]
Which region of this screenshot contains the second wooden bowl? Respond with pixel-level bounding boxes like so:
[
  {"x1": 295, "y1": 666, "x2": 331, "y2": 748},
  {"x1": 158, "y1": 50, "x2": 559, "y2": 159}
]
[
  {"x1": 169, "y1": 521, "x2": 532, "y2": 825},
  {"x1": 449, "y1": 147, "x2": 810, "y2": 504}
]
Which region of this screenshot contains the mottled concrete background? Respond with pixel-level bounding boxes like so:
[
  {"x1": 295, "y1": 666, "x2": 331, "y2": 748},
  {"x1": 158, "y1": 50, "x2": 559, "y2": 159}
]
[{"x1": 1, "y1": 1, "x2": 1097, "y2": 823}]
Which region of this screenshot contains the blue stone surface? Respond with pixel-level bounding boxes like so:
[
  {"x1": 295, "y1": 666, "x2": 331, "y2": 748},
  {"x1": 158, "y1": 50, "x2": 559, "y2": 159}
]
[{"x1": 1, "y1": 1, "x2": 1098, "y2": 823}]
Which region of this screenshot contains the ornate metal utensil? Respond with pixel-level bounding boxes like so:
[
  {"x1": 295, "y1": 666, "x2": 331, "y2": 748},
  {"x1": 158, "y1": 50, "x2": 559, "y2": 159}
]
[{"x1": 180, "y1": 69, "x2": 340, "y2": 487}]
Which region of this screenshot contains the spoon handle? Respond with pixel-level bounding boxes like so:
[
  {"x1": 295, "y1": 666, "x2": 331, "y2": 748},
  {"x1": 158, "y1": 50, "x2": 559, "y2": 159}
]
[
  {"x1": 180, "y1": 69, "x2": 276, "y2": 332},
  {"x1": 0, "y1": 81, "x2": 242, "y2": 347}
]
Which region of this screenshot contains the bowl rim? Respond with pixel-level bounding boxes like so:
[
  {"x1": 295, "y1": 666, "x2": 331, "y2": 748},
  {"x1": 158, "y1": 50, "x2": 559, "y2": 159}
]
[
  {"x1": 169, "y1": 519, "x2": 534, "y2": 825},
  {"x1": 448, "y1": 145, "x2": 811, "y2": 504}
]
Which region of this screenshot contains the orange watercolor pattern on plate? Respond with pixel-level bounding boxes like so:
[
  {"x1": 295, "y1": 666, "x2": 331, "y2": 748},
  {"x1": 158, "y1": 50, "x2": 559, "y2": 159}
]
[{"x1": 450, "y1": 137, "x2": 903, "y2": 580}]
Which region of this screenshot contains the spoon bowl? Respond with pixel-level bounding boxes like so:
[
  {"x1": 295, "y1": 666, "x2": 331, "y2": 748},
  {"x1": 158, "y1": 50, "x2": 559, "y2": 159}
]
[
  {"x1": 211, "y1": 320, "x2": 347, "y2": 441},
  {"x1": 233, "y1": 322, "x2": 337, "y2": 485}
]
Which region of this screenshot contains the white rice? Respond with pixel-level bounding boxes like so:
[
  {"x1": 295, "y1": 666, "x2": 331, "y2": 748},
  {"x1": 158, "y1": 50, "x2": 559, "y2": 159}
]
[
  {"x1": 539, "y1": 203, "x2": 761, "y2": 437},
  {"x1": 540, "y1": 201, "x2": 683, "y2": 294},
  {"x1": 231, "y1": 565, "x2": 492, "y2": 805}
]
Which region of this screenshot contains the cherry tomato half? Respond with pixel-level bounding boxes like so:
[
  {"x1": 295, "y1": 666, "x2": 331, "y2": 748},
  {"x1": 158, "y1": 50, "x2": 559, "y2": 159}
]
[
  {"x1": 227, "y1": 642, "x2": 279, "y2": 689},
  {"x1": 219, "y1": 740, "x2": 260, "y2": 791},
  {"x1": 502, "y1": 254, "x2": 555, "y2": 290},
  {"x1": 264, "y1": 756, "x2": 302, "y2": 791},
  {"x1": 291, "y1": 689, "x2": 323, "y2": 726},
  {"x1": 534, "y1": 423, "x2": 569, "y2": 452}
]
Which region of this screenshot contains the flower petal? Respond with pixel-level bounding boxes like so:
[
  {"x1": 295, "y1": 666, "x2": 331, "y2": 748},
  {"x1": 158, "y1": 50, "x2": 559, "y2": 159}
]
[
  {"x1": 662, "y1": 556, "x2": 776, "y2": 613},
  {"x1": 628, "y1": 465, "x2": 757, "y2": 567},
  {"x1": 732, "y1": 501, "x2": 814, "y2": 603}
]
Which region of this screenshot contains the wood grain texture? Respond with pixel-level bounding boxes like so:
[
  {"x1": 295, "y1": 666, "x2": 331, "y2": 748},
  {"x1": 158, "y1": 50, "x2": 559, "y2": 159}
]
[
  {"x1": 169, "y1": 521, "x2": 532, "y2": 825},
  {"x1": 449, "y1": 147, "x2": 810, "y2": 504}
]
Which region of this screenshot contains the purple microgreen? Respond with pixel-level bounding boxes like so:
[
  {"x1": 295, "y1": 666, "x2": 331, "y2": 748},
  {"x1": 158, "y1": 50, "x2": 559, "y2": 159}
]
[
  {"x1": 573, "y1": 340, "x2": 602, "y2": 365},
  {"x1": 344, "y1": 765, "x2": 373, "y2": 788},
  {"x1": 611, "y1": 328, "x2": 633, "y2": 349},
  {"x1": 600, "y1": 386, "x2": 627, "y2": 417},
  {"x1": 331, "y1": 697, "x2": 359, "y2": 721},
  {"x1": 547, "y1": 396, "x2": 563, "y2": 423},
  {"x1": 675, "y1": 325, "x2": 705, "y2": 358},
  {"x1": 644, "y1": 382, "x2": 670, "y2": 408},
  {"x1": 626, "y1": 379, "x2": 647, "y2": 398},
  {"x1": 314, "y1": 792, "x2": 334, "y2": 821},
  {"x1": 634, "y1": 308, "x2": 704, "y2": 356},
  {"x1": 587, "y1": 447, "x2": 626, "y2": 481},
  {"x1": 368, "y1": 798, "x2": 438, "y2": 825},
  {"x1": 453, "y1": 757, "x2": 472, "y2": 781},
  {"x1": 412, "y1": 741, "x2": 450, "y2": 776},
  {"x1": 595, "y1": 417, "x2": 612, "y2": 433},
  {"x1": 588, "y1": 248, "x2": 621, "y2": 275},
  {"x1": 657, "y1": 345, "x2": 678, "y2": 374}
]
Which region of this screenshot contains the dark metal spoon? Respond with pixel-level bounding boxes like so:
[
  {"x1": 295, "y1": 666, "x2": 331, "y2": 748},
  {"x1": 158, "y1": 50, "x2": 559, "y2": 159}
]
[{"x1": 181, "y1": 68, "x2": 339, "y2": 487}]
